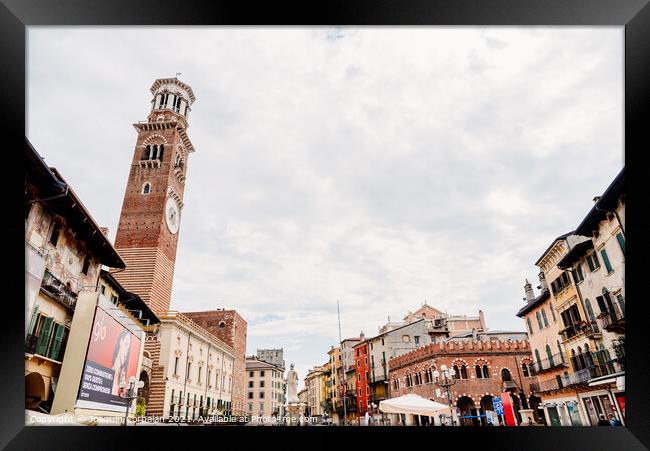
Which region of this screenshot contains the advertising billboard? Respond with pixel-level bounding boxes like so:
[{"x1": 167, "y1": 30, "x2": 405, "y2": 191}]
[{"x1": 75, "y1": 304, "x2": 142, "y2": 412}]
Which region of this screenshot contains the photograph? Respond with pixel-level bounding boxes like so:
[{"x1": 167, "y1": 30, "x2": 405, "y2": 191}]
[{"x1": 22, "y1": 25, "x2": 626, "y2": 430}]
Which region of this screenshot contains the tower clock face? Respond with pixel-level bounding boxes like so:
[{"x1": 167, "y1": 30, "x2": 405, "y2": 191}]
[{"x1": 165, "y1": 197, "x2": 181, "y2": 234}]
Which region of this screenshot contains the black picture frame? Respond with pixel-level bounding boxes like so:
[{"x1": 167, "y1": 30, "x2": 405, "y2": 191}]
[{"x1": 2, "y1": 0, "x2": 648, "y2": 449}]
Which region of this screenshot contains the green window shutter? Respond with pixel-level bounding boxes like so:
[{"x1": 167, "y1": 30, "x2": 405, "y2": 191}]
[
  {"x1": 35, "y1": 317, "x2": 53, "y2": 356},
  {"x1": 601, "y1": 249, "x2": 613, "y2": 273},
  {"x1": 48, "y1": 324, "x2": 66, "y2": 361},
  {"x1": 616, "y1": 233, "x2": 625, "y2": 256},
  {"x1": 593, "y1": 253, "x2": 601, "y2": 268},
  {"x1": 577, "y1": 265, "x2": 584, "y2": 281},
  {"x1": 27, "y1": 305, "x2": 40, "y2": 336},
  {"x1": 586, "y1": 256, "x2": 594, "y2": 271}
]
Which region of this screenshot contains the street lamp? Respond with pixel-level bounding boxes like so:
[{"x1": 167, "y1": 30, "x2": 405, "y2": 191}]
[
  {"x1": 433, "y1": 364, "x2": 457, "y2": 426},
  {"x1": 119, "y1": 376, "x2": 145, "y2": 426}
]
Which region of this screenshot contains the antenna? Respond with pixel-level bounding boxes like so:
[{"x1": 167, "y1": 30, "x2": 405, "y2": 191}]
[{"x1": 337, "y1": 300, "x2": 347, "y2": 426}]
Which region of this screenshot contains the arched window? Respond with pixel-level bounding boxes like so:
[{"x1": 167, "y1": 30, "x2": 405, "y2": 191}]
[
  {"x1": 452, "y1": 365, "x2": 460, "y2": 379},
  {"x1": 501, "y1": 368, "x2": 512, "y2": 382},
  {"x1": 541, "y1": 309, "x2": 549, "y2": 327},
  {"x1": 460, "y1": 365, "x2": 468, "y2": 379},
  {"x1": 142, "y1": 145, "x2": 151, "y2": 160},
  {"x1": 174, "y1": 153, "x2": 182, "y2": 168},
  {"x1": 536, "y1": 312, "x2": 543, "y2": 330},
  {"x1": 527, "y1": 318, "x2": 534, "y2": 335},
  {"x1": 585, "y1": 299, "x2": 596, "y2": 323},
  {"x1": 142, "y1": 183, "x2": 151, "y2": 194},
  {"x1": 522, "y1": 362, "x2": 530, "y2": 377},
  {"x1": 475, "y1": 365, "x2": 482, "y2": 379},
  {"x1": 570, "y1": 349, "x2": 579, "y2": 370},
  {"x1": 550, "y1": 307, "x2": 557, "y2": 322},
  {"x1": 584, "y1": 343, "x2": 594, "y2": 367},
  {"x1": 545, "y1": 345, "x2": 554, "y2": 367},
  {"x1": 557, "y1": 340, "x2": 564, "y2": 362},
  {"x1": 535, "y1": 349, "x2": 542, "y2": 370},
  {"x1": 482, "y1": 365, "x2": 489, "y2": 378}
]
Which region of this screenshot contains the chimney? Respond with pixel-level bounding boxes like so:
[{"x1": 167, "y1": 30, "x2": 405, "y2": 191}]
[
  {"x1": 478, "y1": 310, "x2": 486, "y2": 331},
  {"x1": 538, "y1": 271, "x2": 548, "y2": 291},
  {"x1": 524, "y1": 279, "x2": 535, "y2": 302},
  {"x1": 360, "y1": 331, "x2": 364, "y2": 340}
]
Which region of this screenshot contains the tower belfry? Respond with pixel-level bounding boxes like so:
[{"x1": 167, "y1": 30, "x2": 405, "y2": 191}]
[{"x1": 113, "y1": 77, "x2": 197, "y2": 313}]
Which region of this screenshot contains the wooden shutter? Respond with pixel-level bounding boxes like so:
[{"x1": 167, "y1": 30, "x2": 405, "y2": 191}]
[
  {"x1": 601, "y1": 249, "x2": 613, "y2": 273},
  {"x1": 595, "y1": 295, "x2": 607, "y2": 314},
  {"x1": 27, "y1": 305, "x2": 40, "y2": 336},
  {"x1": 586, "y1": 255, "x2": 595, "y2": 271},
  {"x1": 48, "y1": 323, "x2": 66, "y2": 361},
  {"x1": 35, "y1": 317, "x2": 53, "y2": 356},
  {"x1": 616, "y1": 233, "x2": 625, "y2": 255}
]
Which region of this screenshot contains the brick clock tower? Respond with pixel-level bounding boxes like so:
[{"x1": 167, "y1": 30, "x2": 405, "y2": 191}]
[{"x1": 114, "y1": 77, "x2": 196, "y2": 313}]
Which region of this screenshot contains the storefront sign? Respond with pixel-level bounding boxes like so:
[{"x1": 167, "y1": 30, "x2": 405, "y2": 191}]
[
  {"x1": 500, "y1": 393, "x2": 517, "y2": 426},
  {"x1": 75, "y1": 304, "x2": 142, "y2": 412}
]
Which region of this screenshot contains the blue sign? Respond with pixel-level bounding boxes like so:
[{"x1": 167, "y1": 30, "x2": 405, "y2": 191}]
[{"x1": 493, "y1": 397, "x2": 504, "y2": 415}]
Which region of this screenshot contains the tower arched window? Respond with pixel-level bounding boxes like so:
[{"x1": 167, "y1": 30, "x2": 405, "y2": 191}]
[
  {"x1": 142, "y1": 145, "x2": 151, "y2": 160},
  {"x1": 501, "y1": 368, "x2": 512, "y2": 382},
  {"x1": 142, "y1": 183, "x2": 151, "y2": 194},
  {"x1": 452, "y1": 365, "x2": 460, "y2": 379},
  {"x1": 460, "y1": 365, "x2": 468, "y2": 379},
  {"x1": 475, "y1": 365, "x2": 482, "y2": 379},
  {"x1": 482, "y1": 365, "x2": 489, "y2": 378},
  {"x1": 522, "y1": 362, "x2": 530, "y2": 377}
]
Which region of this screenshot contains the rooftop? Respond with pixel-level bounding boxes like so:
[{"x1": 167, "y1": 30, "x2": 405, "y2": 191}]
[{"x1": 574, "y1": 168, "x2": 624, "y2": 236}]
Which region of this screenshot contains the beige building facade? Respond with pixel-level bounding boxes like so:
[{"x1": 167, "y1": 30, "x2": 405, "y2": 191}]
[{"x1": 245, "y1": 356, "x2": 285, "y2": 423}]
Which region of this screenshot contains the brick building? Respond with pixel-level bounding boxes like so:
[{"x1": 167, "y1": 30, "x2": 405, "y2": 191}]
[
  {"x1": 388, "y1": 335, "x2": 538, "y2": 426},
  {"x1": 352, "y1": 340, "x2": 370, "y2": 416},
  {"x1": 184, "y1": 310, "x2": 248, "y2": 416}
]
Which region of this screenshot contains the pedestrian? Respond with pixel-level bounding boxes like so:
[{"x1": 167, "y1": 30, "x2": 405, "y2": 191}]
[
  {"x1": 609, "y1": 414, "x2": 622, "y2": 426},
  {"x1": 597, "y1": 414, "x2": 611, "y2": 426}
]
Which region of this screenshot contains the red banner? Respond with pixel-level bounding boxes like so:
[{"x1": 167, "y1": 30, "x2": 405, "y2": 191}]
[{"x1": 500, "y1": 393, "x2": 517, "y2": 426}]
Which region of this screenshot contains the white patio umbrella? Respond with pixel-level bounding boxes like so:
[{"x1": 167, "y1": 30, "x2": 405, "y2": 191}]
[{"x1": 379, "y1": 394, "x2": 450, "y2": 417}]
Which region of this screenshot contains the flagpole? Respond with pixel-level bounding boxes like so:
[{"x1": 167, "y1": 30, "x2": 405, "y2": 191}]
[{"x1": 337, "y1": 300, "x2": 347, "y2": 426}]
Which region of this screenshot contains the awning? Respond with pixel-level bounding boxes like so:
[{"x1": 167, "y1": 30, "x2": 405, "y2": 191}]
[
  {"x1": 588, "y1": 372, "x2": 625, "y2": 391},
  {"x1": 379, "y1": 394, "x2": 449, "y2": 417}
]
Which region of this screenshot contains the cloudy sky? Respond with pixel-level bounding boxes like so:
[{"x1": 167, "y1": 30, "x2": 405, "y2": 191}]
[{"x1": 27, "y1": 27, "x2": 623, "y2": 386}]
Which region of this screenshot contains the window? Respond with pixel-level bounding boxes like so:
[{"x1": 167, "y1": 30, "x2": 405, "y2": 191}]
[
  {"x1": 248, "y1": 392, "x2": 253, "y2": 399},
  {"x1": 460, "y1": 365, "x2": 468, "y2": 379},
  {"x1": 600, "y1": 249, "x2": 613, "y2": 273},
  {"x1": 522, "y1": 363, "x2": 530, "y2": 378},
  {"x1": 358, "y1": 373, "x2": 361, "y2": 381},
  {"x1": 249, "y1": 381, "x2": 254, "y2": 388},
  {"x1": 142, "y1": 182, "x2": 151, "y2": 194},
  {"x1": 527, "y1": 318, "x2": 534, "y2": 335},
  {"x1": 259, "y1": 403, "x2": 264, "y2": 412},
  {"x1": 260, "y1": 380, "x2": 265, "y2": 388},
  {"x1": 550, "y1": 306, "x2": 557, "y2": 322},
  {"x1": 534, "y1": 350, "x2": 542, "y2": 370},
  {"x1": 546, "y1": 345, "x2": 555, "y2": 366},
  {"x1": 364, "y1": 357, "x2": 368, "y2": 365},
  {"x1": 536, "y1": 312, "x2": 543, "y2": 330},
  {"x1": 414, "y1": 336, "x2": 420, "y2": 345},
  {"x1": 541, "y1": 309, "x2": 549, "y2": 327},
  {"x1": 186, "y1": 362, "x2": 191, "y2": 380},
  {"x1": 452, "y1": 365, "x2": 460, "y2": 379},
  {"x1": 81, "y1": 256, "x2": 90, "y2": 275},
  {"x1": 259, "y1": 391, "x2": 264, "y2": 399},
  {"x1": 616, "y1": 233, "x2": 625, "y2": 256},
  {"x1": 99, "y1": 284, "x2": 106, "y2": 295},
  {"x1": 482, "y1": 365, "x2": 489, "y2": 378},
  {"x1": 475, "y1": 365, "x2": 482, "y2": 379},
  {"x1": 260, "y1": 371, "x2": 265, "y2": 377},
  {"x1": 248, "y1": 403, "x2": 253, "y2": 412},
  {"x1": 198, "y1": 367, "x2": 202, "y2": 384},
  {"x1": 249, "y1": 371, "x2": 254, "y2": 377},
  {"x1": 110, "y1": 294, "x2": 118, "y2": 305},
  {"x1": 174, "y1": 357, "x2": 179, "y2": 376},
  {"x1": 49, "y1": 223, "x2": 61, "y2": 246},
  {"x1": 586, "y1": 253, "x2": 601, "y2": 271},
  {"x1": 501, "y1": 368, "x2": 512, "y2": 382}
]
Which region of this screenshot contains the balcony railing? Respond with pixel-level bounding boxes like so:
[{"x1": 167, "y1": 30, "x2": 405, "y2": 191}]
[
  {"x1": 599, "y1": 298, "x2": 625, "y2": 332},
  {"x1": 560, "y1": 321, "x2": 600, "y2": 341},
  {"x1": 530, "y1": 352, "x2": 569, "y2": 375},
  {"x1": 25, "y1": 333, "x2": 38, "y2": 354},
  {"x1": 41, "y1": 270, "x2": 78, "y2": 311}
]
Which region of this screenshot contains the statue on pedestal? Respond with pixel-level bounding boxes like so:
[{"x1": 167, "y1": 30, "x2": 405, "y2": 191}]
[{"x1": 286, "y1": 363, "x2": 299, "y2": 404}]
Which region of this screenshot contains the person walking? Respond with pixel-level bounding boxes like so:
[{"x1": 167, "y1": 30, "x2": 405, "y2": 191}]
[
  {"x1": 609, "y1": 414, "x2": 622, "y2": 426},
  {"x1": 597, "y1": 414, "x2": 611, "y2": 426}
]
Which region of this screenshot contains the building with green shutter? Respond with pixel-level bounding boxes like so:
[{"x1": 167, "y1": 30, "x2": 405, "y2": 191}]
[{"x1": 25, "y1": 139, "x2": 126, "y2": 413}]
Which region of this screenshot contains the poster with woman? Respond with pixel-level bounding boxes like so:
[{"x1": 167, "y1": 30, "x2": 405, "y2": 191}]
[{"x1": 75, "y1": 305, "x2": 142, "y2": 412}]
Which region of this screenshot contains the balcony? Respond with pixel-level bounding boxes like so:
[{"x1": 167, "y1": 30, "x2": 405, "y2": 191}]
[
  {"x1": 25, "y1": 333, "x2": 38, "y2": 355},
  {"x1": 559, "y1": 321, "x2": 600, "y2": 342},
  {"x1": 599, "y1": 298, "x2": 625, "y2": 333},
  {"x1": 25, "y1": 332, "x2": 65, "y2": 362},
  {"x1": 530, "y1": 352, "x2": 569, "y2": 375},
  {"x1": 41, "y1": 270, "x2": 78, "y2": 311}
]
